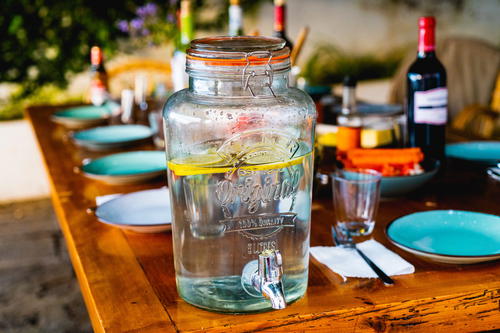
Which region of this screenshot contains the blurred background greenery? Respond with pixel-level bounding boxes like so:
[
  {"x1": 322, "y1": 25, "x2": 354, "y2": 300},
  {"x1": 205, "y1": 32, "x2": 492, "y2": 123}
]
[
  {"x1": 1, "y1": 0, "x2": 498, "y2": 120},
  {"x1": 0, "y1": 0, "x2": 264, "y2": 120},
  {"x1": 301, "y1": 44, "x2": 406, "y2": 86}
]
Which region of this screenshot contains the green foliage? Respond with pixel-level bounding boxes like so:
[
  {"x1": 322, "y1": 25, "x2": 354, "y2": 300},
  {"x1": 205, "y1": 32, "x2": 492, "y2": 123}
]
[
  {"x1": 0, "y1": 0, "x2": 267, "y2": 120},
  {"x1": 0, "y1": 0, "x2": 163, "y2": 119},
  {"x1": 0, "y1": 85, "x2": 84, "y2": 121},
  {"x1": 1, "y1": 0, "x2": 266, "y2": 92},
  {"x1": 0, "y1": 0, "x2": 163, "y2": 96},
  {"x1": 301, "y1": 44, "x2": 406, "y2": 86}
]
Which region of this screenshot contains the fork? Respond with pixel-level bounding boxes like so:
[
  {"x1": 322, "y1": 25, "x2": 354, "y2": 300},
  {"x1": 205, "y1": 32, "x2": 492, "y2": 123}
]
[{"x1": 330, "y1": 226, "x2": 394, "y2": 286}]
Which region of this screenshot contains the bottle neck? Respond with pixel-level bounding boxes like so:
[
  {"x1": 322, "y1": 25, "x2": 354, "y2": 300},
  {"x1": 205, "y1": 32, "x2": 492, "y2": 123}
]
[
  {"x1": 341, "y1": 86, "x2": 356, "y2": 114},
  {"x1": 229, "y1": 4, "x2": 243, "y2": 36},
  {"x1": 274, "y1": 4, "x2": 286, "y2": 33},
  {"x1": 189, "y1": 72, "x2": 289, "y2": 97},
  {"x1": 179, "y1": 1, "x2": 194, "y2": 51},
  {"x1": 417, "y1": 26, "x2": 435, "y2": 57},
  {"x1": 90, "y1": 47, "x2": 103, "y2": 67}
]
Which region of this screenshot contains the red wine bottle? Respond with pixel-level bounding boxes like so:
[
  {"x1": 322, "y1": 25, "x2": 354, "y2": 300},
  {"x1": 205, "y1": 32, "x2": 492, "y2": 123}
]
[
  {"x1": 89, "y1": 46, "x2": 109, "y2": 106},
  {"x1": 406, "y1": 16, "x2": 447, "y2": 163},
  {"x1": 273, "y1": 0, "x2": 293, "y2": 50}
]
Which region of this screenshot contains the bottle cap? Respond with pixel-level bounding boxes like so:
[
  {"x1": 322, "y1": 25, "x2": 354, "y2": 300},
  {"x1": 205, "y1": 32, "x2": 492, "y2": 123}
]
[
  {"x1": 419, "y1": 16, "x2": 436, "y2": 29},
  {"x1": 418, "y1": 16, "x2": 436, "y2": 52},
  {"x1": 343, "y1": 76, "x2": 357, "y2": 88},
  {"x1": 90, "y1": 46, "x2": 103, "y2": 65}
]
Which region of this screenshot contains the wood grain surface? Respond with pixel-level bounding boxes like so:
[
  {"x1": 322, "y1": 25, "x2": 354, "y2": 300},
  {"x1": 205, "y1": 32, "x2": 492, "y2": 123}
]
[{"x1": 27, "y1": 105, "x2": 500, "y2": 332}]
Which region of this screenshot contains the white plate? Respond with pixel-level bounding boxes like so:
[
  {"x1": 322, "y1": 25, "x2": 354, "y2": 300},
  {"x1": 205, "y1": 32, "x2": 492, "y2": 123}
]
[{"x1": 95, "y1": 188, "x2": 172, "y2": 233}]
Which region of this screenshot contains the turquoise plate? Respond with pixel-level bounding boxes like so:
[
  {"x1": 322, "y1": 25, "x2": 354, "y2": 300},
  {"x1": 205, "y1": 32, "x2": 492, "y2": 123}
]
[
  {"x1": 387, "y1": 210, "x2": 500, "y2": 264},
  {"x1": 72, "y1": 125, "x2": 154, "y2": 151},
  {"x1": 446, "y1": 141, "x2": 500, "y2": 166},
  {"x1": 82, "y1": 151, "x2": 166, "y2": 185},
  {"x1": 52, "y1": 105, "x2": 111, "y2": 128},
  {"x1": 380, "y1": 159, "x2": 439, "y2": 197}
]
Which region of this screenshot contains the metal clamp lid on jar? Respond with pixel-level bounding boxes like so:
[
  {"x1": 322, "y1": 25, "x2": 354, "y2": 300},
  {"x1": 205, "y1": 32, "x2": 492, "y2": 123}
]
[
  {"x1": 241, "y1": 51, "x2": 276, "y2": 97},
  {"x1": 186, "y1": 36, "x2": 291, "y2": 98}
]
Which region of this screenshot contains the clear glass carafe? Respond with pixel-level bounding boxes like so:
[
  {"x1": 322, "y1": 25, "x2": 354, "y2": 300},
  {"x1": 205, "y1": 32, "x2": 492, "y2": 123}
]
[{"x1": 163, "y1": 36, "x2": 316, "y2": 313}]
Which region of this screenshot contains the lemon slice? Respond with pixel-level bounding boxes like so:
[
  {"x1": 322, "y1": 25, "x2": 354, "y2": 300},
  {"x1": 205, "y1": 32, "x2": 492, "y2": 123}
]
[
  {"x1": 171, "y1": 153, "x2": 225, "y2": 167},
  {"x1": 168, "y1": 152, "x2": 311, "y2": 176}
]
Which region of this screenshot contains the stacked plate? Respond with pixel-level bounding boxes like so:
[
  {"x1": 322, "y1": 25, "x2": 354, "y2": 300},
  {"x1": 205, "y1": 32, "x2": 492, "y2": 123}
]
[
  {"x1": 51, "y1": 105, "x2": 112, "y2": 129},
  {"x1": 95, "y1": 188, "x2": 172, "y2": 233},
  {"x1": 82, "y1": 151, "x2": 166, "y2": 185},
  {"x1": 72, "y1": 124, "x2": 154, "y2": 151},
  {"x1": 446, "y1": 141, "x2": 500, "y2": 166}
]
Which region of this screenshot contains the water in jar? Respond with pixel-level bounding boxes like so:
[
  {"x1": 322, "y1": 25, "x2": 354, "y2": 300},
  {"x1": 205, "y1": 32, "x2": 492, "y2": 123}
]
[{"x1": 167, "y1": 134, "x2": 313, "y2": 312}]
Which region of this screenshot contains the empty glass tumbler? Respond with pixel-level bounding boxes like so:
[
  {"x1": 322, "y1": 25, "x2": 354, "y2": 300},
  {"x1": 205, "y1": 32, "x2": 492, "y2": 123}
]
[
  {"x1": 331, "y1": 169, "x2": 382, "y2": 244},
  {"x1": 163, "y1": 36, "x2": 316, "y2": 312}
]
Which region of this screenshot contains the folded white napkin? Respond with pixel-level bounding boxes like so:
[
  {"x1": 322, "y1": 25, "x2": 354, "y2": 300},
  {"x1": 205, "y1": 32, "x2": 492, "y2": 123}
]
[{"x1": 310, "y1": 239, "x2": 414, "y2": 281}]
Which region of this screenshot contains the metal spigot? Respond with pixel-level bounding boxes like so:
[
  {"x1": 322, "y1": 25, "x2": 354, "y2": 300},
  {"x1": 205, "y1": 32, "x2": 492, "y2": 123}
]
[{"x1": 251, "y1": 249, "x2": 287, "y2": 309}]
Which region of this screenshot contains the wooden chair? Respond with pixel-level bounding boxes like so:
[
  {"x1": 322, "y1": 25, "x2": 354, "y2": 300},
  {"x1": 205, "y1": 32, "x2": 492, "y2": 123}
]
[{"x1": 106, "y1": 58, "x2": 172, "y2": 97}]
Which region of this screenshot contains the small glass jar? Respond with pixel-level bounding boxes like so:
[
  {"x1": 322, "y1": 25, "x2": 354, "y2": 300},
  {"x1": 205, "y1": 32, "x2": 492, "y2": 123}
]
[{"x1": 163, "y1": 36, "x2": 316, "y2": 312}]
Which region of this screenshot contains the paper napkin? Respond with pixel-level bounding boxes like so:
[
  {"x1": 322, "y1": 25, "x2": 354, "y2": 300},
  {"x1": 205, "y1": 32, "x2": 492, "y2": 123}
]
[{"x1": 310, "y1": 239, "x2": 415, "y2": 281}]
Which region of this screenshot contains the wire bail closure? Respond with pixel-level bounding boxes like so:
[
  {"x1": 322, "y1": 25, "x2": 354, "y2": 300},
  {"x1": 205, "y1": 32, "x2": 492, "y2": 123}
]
[{"x1": 241, "y1": 51, "x2": 276, "y2": 98}]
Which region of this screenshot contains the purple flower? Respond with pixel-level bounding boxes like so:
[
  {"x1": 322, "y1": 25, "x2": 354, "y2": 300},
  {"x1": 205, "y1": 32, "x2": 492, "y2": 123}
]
[
  {"x1": 117, "y1": 20, "x2": 129, "y2": 33},
  {"x1": 166, "y1": 13, "x2": 175, "y2": 23},
  {"x1": 140, "y1": 28, "x2": 151, "y2": 36},
  {"x1": 137, "y1": 3, "x2": 158, "y2": 17},
  {"x1": 130, "y1": 18, "x2": 144, "y2": 30}
]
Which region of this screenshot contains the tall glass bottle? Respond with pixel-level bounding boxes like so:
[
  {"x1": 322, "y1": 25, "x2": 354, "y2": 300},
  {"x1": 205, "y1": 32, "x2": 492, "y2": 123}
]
[
  {"x1": 406, "y1": 17, "x2": 447, "y2": 163},
  {"x1": 228, "y1": 0, "x2": 244, "y2": 36},
  {"x1": 337, "y1": 76, "x2": 361, "y2": 153},
  {"x1": 89, "y1": 46, "x2": 109, "y2": 106},
  {"x1": 134, "y1": 74, "x2": 149, "y2": 125},
  {"x1": 171, "y1": 0, "x2": 194, "y2": 92},
  {"x1": 273, "y1": 0, "x2": 293, "y2": 50}
]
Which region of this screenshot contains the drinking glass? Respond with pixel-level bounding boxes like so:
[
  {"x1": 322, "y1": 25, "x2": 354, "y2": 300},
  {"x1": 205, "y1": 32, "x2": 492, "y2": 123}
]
[{"x1": 331, "y1": 169, "x2": 381, "y2": 245}]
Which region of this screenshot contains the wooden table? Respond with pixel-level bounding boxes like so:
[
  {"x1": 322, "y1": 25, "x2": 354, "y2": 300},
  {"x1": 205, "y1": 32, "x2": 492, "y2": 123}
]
[{"x1": 27, "y1": 105, "x2": 500, "y2": 332}]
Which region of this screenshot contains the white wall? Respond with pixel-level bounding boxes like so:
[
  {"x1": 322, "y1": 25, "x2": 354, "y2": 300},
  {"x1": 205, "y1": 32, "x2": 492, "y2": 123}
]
[
  {"x1": 242, "y1": 0, "x2": 500, "y2": 66},
  {"x1": 0, "y1": 120, "x2": 50, "y2": 203}
]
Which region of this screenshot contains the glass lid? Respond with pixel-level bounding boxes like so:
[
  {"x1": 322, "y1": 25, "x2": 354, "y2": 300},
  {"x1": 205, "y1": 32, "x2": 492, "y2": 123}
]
[
  {"x1": 190, "y1": 36, "x2": 286, "y2": 53},
  {"x1": 187, "y1": 36, "x2": 289, "y2": 63}
]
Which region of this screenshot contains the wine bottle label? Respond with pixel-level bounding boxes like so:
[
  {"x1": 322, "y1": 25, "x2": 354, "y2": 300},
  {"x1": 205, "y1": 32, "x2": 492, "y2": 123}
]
[
  {"x1": 90, "y1": 85, "x2": 107, "y2": 106},
  {"x1": 414, "y1": 87, "x2": 447, "y2": 125}
]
